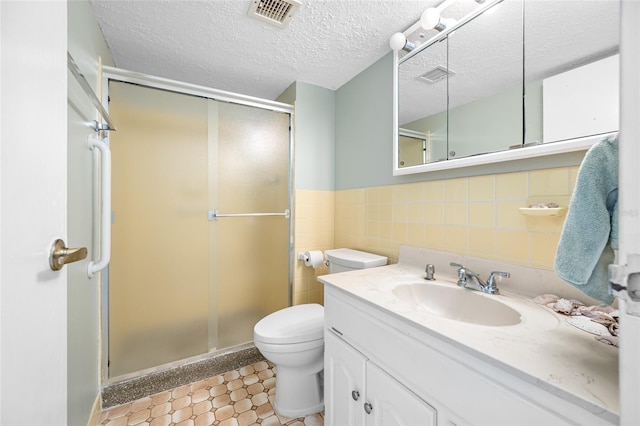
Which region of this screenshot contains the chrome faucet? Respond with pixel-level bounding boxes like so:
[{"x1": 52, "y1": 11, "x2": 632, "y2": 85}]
[{"x1": 449, "y1": 262, "x2": 510, "y2": 295}]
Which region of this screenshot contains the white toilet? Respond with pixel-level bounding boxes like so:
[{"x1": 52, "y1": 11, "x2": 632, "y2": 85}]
[{"x1": 253, "y1": 248, "x2": 387, "y2": 418}]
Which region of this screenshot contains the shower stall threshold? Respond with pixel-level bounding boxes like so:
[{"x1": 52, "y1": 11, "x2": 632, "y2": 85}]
[{"x1": 101, "y1": 343, "x2": 265, "y2": 409}]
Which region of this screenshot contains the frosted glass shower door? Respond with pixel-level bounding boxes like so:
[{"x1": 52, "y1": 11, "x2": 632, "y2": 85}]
[
  {"x1": 109, "y1": 82, "x2": 210, "y2": 378},
  {"x1": 108, "y1": 81, "x2": 290, "y2": 379},
  {"x1": 210, "y1": 101, "x2": 291, "y2": 349}
]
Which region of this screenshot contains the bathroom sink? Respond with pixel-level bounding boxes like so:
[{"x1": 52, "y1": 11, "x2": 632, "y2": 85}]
[{"x1": 392, "y1": 283, "x2": 522, "y2": 326}]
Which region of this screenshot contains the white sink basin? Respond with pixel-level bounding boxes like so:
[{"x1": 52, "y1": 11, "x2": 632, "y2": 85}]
[{"x1": 392, "y1": 282, "x2": 522, "y2": 326}]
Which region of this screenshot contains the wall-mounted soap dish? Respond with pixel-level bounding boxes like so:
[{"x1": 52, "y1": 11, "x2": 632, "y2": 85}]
[{"x1": 519, "y1": 207, "x2": 566, "y2": 216}]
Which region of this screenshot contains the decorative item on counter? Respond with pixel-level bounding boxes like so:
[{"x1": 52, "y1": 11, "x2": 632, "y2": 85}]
[{"x1": 533, "y1": 293, "x2": 619, "y2": 347}]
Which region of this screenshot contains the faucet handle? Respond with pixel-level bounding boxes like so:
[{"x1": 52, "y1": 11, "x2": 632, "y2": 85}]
[
  {"x1": 488, "y1": 271, "x2": 510, "y2": 282},
  {"x1": 486, "y1": 271, "x2": 510, "y2": 294},
  {"x1": 449, "y1": 262, "x2": 468, "y2": 286}
]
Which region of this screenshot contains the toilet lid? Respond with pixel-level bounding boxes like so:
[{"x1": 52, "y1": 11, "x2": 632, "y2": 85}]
[{"x1": 254, "y1": 304, "x2": 324, "y2": 344}]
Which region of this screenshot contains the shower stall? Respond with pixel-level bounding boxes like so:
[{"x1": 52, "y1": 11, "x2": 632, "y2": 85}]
[{"x1": 102, "y1": 69, "x2": 293, "y2": 381}]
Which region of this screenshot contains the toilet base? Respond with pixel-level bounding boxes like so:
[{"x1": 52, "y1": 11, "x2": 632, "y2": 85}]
[{"x1": 273, "y1": 367, "x2": 324, "y2": 418}]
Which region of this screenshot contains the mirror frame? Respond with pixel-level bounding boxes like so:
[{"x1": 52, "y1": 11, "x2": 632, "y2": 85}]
[{"x1": 392, "y1": 0, "x2": 608, "y2": 176}]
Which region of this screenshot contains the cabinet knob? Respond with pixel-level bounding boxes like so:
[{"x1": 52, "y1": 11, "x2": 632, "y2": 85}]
[
  {"x1": 351, "y1": 390, "x2": 360, "y2": 401},
  {"x1": 364, "y1": 402, "x2": 373, "y2": 414}
]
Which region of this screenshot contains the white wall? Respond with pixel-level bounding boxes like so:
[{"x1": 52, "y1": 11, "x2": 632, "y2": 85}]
[{"x1": 0, "y1": 1, "x2": 68, "y2": 424}]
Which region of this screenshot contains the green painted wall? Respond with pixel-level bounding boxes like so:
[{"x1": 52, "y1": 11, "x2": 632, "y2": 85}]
[
  {"x1": 279, "y1": 82, "x2": 335, "y2": 191},
  {"x1": 334, "y1": 54, "x2": 583, "y2": 190}
]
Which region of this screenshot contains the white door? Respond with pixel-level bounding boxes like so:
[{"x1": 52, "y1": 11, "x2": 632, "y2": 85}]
[
  {"x1": 364, "y1": 362, "x2": 437, "y2": 426},
  {"x1": 0, "y1": 1, "x2": 69, "y2": 423},
  {"x1": 614, "y1": 1, "x2": 640, "y2": 424},
  {"x1": 325, "y1": 330, "x2": 367, "y2": 425}
]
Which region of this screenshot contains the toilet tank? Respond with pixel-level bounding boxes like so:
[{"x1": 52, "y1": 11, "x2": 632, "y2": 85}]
[{"x1": 324, "y1": 248, "x2": 387, "y2": 274}]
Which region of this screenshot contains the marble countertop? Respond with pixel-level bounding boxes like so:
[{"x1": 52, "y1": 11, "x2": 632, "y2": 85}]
[{"x1": 319, "y1": 261, "x2": 619, "y2": 422}]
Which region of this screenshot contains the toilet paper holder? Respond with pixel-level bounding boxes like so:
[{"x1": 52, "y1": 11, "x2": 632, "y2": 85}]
[{"x1": 297, "y1": 251, "x2": 325, "y2": 268}]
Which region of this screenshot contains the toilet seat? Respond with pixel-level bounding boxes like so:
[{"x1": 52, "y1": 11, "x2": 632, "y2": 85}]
[{"x1": 254, "y1": 303, "x2": 324, "y2": 345}]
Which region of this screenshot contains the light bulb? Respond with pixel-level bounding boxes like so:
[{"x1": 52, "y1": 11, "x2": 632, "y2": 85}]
[
  {"x1": 389, "y1": 32, "x2": 415, "y2": 52},
  {"x1": 390, "y1": 32, "x2": 407, "y2": 51},
  {"x1": 420, "y1": 7, "x2": 447, "y2": 32}
]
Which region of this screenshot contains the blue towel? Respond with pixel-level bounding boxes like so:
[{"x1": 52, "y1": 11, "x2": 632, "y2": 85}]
[{"x1": 554, "y1": 135, "x2": 618, "y2": 305}]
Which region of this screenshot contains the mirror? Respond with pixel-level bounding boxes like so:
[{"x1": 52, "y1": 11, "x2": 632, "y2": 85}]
[
  {"x1": 447, "y1": 0, "x2": 523, "y2": 159},
  {"x1": 394, "y1": 0, "x2": 620, "y2": 174}
]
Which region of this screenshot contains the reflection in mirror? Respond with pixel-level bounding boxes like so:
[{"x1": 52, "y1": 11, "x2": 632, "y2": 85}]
[
  {"x1": 524, "y1": 1, "x2": 619, "y2": 145},
  {"x1": 398, "y1": 37, "x2": 448, "y2": 166},
  {"x1": 447, "y1": 0, "x2": 523, "y2": 159},
  {"x1": 398, "y1": 128, "x2": 428, "y2": 167},
  {"x1": 394, "y1": 0, "x2": 620, "y2": 175}
]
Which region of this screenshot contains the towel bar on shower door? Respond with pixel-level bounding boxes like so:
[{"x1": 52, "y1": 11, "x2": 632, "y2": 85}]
[{"x1": 207, "y1": 209, "x2": 290, "y2": 221}]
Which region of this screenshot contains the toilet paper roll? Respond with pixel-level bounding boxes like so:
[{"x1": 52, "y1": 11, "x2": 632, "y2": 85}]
[{"x1": 304, "y1": 250, "x2": 324, "y2": 268}]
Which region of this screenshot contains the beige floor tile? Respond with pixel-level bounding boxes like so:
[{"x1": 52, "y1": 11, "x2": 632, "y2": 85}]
[
  {"x1": 149, "y1": 402, "x2": 170, "y2": 418},
  {"x1": 238, "y1": 409, "x2": 258, "y2": 426},
  {"x1": 130, "y1": 397, "x2": 152, "y2": 412},
  {"x1": 149, "y1": 414, "x2": 171, "y2": 426},
  {"x1": 171, "y1": 384, "x2": 192, "y2": 400},
  {"x1": 214, "y1": 404, "x2": 235, "y2": 421},
  {"x1": 127, "y1": 408, "x2": 150, "y2": 425},
  {"x1": 194, "y1": 412, "x2": 215, "y2": 426},
  {"x1": 108, "y1": 403, "x2": 131, "y2": 419},
  {"x1": 99, "y1": 360, "x2": 323, "y2": 426},
  {"x1": 192, "y1": 400, "x2": 212, "y2": 416},
  {"x1": 171, "y1": 406, "x2": 193, "y2": 423},
  {"x1": 191, "y1": 388, "x2": 210, "y2": 404}
]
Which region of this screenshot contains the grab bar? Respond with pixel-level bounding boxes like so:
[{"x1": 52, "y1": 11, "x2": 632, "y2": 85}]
[
  {"x1": 208, "y1": 209, "x2": 290, "y2": 221},
  {"x1": 88, "y1": 137, "x2": 112, "y2": 278},
  {"x1": 67, "y1": 52, "x2": 116, "y2": 132}
]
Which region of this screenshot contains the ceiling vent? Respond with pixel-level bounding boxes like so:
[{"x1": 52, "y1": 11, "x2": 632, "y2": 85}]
[
  {"x1": 418, "y1": 65, "x2": 456, "y2": 84},
  {"x1": 248, "y1": 0, "x2": 301, "y2": 29}
]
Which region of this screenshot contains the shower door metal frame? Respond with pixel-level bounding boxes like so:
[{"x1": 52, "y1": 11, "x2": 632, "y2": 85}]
[{"x1": 100, "y1": 67, "x2": 295, "y2": 385}]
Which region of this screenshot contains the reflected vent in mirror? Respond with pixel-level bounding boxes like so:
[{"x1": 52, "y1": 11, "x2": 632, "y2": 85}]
[
  {"x1": 418, "y1": 65, "x2": 456, "y2": 84},
  {"x1": 248, "y1": 0, "x2": 301, "y2": 28}
]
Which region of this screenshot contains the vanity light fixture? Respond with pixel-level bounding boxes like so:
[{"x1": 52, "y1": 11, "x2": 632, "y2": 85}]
[
  {"x1": 390, "y1": 32, "x2": 416, "y2": 52},
  {"x1": 420, "y1": 7, "x2": 456, "y2": 32}
]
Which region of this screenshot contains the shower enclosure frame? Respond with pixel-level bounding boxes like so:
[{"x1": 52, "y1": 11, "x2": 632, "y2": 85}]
[{"x1": 99, "y1": 67, "x2": 295, "y2": 385}]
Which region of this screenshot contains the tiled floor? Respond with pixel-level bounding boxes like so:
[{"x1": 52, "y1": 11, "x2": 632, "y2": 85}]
[{"x1": 97, "y1": 361, "x2": 324, "y2": 426}]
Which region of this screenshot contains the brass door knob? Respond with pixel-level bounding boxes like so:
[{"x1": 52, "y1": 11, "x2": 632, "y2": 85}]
[{"x1": 49, "y1": 239, "x2": 88, "y2": 271}]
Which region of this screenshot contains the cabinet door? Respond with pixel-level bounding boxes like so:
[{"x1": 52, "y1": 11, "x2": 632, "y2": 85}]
[
  {"x1": 365, "y1": 362, "x2": 437, "y2": 426},
  {"x1": 325, "y1": 330, "x2": 367, "y2": 425}
]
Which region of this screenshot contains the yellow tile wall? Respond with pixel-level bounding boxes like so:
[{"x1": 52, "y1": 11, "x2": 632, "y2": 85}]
[
  {"x1": 293, "y1": 189, "x2": 334, "y2": 306},
  {"x1": 294, "y1": 165, "x2": 579, "y2": 306},
  {"x1": 334, "y1": 165, "x2": 578, "y2": 267}
]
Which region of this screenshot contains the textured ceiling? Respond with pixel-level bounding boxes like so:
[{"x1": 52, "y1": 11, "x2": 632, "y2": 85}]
[
  {"x1": 91, "y1": 0, "x2": 619, "y2": 110},
  {"x1": 90, "y1": 0, "x2": 440, "y2": 100}
]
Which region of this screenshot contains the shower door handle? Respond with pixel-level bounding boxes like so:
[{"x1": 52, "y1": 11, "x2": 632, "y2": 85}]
[
  {"x1": 49, "y1": 239, "x2": 88, "y2": 271},
  {"x1": 208, "y1": 209, "x2": 290, "y2": 221}
]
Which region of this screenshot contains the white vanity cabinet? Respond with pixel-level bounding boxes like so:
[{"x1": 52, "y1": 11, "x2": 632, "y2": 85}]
[
  {"x1": 323, "y1": 284, "x2": 617, "y2": 426},
  {"x1": 325, "y1": 330, "x2": 436, "y2": 425}
]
